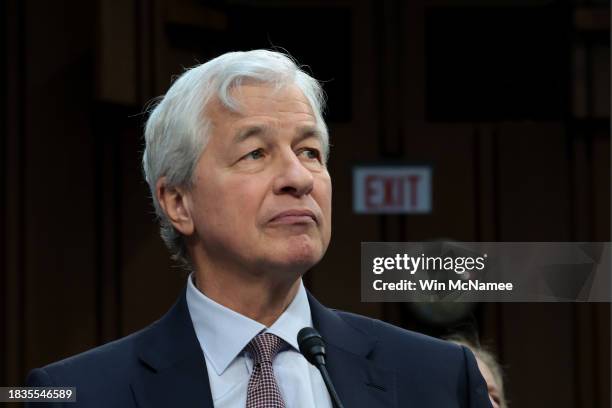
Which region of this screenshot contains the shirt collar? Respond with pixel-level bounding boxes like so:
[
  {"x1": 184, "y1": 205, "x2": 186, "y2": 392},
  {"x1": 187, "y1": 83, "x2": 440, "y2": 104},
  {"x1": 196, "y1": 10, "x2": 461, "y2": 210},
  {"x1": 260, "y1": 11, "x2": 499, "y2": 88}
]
[{"x1": 185, "y1": 273, "x2": 312, "y2": 376}]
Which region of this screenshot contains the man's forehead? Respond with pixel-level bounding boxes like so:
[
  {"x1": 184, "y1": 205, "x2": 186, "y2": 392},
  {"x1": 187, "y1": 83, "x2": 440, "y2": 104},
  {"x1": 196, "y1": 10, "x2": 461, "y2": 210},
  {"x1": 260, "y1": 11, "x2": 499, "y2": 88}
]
[{"x1": 208, "y1": 83, "x2": 316, "y2": 119}]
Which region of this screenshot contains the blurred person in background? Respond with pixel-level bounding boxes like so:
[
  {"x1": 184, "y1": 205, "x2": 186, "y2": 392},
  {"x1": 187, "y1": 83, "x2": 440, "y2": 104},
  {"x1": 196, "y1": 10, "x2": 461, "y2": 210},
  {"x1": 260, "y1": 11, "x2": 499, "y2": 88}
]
[{"x1": 448, "y1": 335, "x2": 508, "y2": 408}]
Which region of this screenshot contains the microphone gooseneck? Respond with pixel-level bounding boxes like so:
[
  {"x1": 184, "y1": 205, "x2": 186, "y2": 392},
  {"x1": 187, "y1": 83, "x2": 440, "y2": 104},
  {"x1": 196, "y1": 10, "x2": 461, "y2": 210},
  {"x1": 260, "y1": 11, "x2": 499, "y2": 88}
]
[{"x1": 297, "y1": 327, "x2": 345, "y2": 408}]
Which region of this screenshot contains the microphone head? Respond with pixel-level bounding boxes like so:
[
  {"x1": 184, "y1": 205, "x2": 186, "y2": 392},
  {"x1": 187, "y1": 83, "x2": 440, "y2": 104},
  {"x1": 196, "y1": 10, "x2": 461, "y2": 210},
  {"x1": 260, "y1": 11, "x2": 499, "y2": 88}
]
[{"x1": 297, "y1": 327, "x2": 326, "y2": 366}]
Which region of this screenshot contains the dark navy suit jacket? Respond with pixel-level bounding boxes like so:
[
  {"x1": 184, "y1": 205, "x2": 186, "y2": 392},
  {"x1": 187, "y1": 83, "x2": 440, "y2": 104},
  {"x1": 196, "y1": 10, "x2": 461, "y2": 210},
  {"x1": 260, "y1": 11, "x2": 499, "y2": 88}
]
[{"x1": 27, "y1": 288, "x2": 492, "y2": 407}]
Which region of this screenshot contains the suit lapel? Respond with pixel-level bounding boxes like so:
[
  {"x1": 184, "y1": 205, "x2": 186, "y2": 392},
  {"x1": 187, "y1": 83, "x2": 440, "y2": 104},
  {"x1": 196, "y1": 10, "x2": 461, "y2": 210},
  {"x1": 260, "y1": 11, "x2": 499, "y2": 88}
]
[
  {"x1": 129, "y1": 286, "x2": 397, "y2": 407},
  {"x1": 131, "y1": 289, "x2": 214, "y2": 408},
  {"x1": 308, "y1": 292, "x2": 397, "y2": 408}
]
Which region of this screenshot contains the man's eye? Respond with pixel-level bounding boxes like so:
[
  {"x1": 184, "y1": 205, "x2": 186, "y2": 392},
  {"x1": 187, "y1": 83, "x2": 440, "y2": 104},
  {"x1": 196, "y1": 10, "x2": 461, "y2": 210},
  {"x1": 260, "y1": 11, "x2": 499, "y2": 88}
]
[
  {"x1": 299, "y1": 148, "x2": 321, "y2": 161},
  {"x1": 244, "y1": 149, "x2": 265, "y2": 160}
]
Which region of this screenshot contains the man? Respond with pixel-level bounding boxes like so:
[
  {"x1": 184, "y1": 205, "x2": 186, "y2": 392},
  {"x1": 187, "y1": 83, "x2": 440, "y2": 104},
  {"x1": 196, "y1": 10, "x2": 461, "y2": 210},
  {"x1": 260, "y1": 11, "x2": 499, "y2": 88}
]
[{"x1": 27, "y1": 50, "x2": 491, "y2": 407}]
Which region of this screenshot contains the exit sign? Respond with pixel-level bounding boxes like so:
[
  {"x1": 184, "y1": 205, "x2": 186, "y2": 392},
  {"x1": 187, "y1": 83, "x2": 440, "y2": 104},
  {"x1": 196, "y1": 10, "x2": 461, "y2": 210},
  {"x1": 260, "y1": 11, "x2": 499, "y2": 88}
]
[{"x1": 353, "y1": 165, "x2": 432, "y2": 214}]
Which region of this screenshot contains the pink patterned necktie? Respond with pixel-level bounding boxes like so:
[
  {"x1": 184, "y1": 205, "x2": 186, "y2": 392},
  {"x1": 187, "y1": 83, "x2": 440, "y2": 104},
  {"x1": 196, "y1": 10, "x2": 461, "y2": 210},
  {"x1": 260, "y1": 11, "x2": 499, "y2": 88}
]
[{"x1": 245, "y1": 332, "x2": 287, "y2": 408}]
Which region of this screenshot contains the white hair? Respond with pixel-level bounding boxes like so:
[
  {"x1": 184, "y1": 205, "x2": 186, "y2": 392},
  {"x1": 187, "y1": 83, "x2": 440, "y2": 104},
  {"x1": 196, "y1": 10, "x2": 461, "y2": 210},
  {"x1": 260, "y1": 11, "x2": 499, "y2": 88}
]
[{"x1": 142, "y1": 49, "x2": 329, "y2": 268}]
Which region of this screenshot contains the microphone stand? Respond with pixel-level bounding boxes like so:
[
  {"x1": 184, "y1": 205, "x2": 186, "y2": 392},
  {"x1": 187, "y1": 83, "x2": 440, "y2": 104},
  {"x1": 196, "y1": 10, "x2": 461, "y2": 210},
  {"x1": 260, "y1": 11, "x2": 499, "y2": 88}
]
[
  {"x1": 315, "y1": 361, "x2": 345, "y2": 408},
  {"x1": 298, "y1": 327, "x2": 345, "y2": 408}
]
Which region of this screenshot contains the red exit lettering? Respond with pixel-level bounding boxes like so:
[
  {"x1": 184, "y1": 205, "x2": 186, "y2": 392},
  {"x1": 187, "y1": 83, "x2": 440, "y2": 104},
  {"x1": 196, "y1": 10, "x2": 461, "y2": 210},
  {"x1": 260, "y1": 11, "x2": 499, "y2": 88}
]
[{"x1": 365, "y1": 174, "x2": 421, "y2": 210}]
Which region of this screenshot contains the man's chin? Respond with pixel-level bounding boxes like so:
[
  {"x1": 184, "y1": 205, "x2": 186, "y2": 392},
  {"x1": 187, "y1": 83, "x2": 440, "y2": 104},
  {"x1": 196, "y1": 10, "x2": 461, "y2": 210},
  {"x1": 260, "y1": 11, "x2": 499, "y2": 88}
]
[
  {"x1": 263, "y1": 247, "x2": 323, "y2": 276},
  {"x1": 254, "y1": 234, "x2": 328, "y2": 274}
]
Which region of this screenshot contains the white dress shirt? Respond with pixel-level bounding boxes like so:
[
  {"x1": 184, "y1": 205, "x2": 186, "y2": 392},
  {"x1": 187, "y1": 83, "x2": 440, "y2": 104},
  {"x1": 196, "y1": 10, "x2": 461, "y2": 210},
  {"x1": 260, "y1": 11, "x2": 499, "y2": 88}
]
[{"x1": 186, "y1": 274, "x2": 333, "y2": 408}]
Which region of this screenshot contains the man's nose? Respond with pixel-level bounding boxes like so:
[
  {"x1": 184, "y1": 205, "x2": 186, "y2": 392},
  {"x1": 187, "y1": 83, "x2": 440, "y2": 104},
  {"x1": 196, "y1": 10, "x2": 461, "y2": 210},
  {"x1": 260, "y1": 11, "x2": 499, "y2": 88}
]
[{"x1": 272, "y1": 150, "x2": 314, "y2": 197}]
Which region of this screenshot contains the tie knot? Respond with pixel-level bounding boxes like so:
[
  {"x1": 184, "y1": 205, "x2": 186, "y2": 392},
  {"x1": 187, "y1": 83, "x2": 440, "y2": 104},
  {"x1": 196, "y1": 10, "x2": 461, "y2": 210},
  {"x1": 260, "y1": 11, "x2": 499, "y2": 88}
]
[{"x1": 247, "y1": 332, "x2": 285, "y2": 364}]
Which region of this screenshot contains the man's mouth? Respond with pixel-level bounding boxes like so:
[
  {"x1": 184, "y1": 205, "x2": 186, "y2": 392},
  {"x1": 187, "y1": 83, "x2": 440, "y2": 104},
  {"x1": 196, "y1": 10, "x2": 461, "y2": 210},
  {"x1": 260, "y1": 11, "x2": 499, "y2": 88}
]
[{"x1": 268, "y1": 209, "x2": 317, "y2": 225}]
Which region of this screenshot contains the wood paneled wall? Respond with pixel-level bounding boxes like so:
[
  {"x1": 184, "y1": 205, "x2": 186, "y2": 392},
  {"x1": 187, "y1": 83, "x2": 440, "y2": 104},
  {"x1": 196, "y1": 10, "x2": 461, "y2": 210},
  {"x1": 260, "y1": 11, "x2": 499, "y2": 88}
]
[{"x1": 2, "y1": 0, "x2": 609, "y2": 407}]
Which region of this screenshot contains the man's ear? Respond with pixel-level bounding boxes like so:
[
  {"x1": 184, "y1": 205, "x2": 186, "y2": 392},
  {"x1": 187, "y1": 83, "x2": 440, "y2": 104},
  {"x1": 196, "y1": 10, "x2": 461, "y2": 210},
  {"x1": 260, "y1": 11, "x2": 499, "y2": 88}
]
[{"x1": 156, "y1": 177, "x2": 194, "y2": 236}]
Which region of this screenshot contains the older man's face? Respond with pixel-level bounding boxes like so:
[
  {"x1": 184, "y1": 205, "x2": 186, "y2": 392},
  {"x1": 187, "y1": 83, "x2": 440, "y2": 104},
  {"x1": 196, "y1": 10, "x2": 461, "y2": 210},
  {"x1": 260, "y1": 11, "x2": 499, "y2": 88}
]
[{"x1": 187, "y1": 83, "x2": 332, "y2": 278}]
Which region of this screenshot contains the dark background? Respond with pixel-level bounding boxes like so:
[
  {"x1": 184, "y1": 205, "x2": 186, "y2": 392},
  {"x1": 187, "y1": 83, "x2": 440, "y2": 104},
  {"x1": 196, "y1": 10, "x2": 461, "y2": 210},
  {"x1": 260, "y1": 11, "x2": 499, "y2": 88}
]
[{"x1": 2, "y1": 0, "x2": 610, "y2": 406}]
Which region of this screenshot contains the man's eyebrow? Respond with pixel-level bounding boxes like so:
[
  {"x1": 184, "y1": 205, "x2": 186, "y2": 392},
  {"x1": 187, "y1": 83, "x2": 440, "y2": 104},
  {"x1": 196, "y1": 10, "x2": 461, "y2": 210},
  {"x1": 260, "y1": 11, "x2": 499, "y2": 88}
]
[
  {"x1": 233, "y1": 124, "x2": 323, "y2": 145},
  {"x1": 295, "y1": 125, "x2": 323, "y2": 144},
  {"x1": 233, "y1": 125, "x2": 269, "y2": 144}
]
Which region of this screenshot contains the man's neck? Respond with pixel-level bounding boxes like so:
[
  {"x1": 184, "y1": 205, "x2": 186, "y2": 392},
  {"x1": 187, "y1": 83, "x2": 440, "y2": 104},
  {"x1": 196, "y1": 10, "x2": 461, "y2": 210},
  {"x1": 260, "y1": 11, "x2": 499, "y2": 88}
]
[{"x1": 192, "y1": 269, "x2": 301, "y2": 327}]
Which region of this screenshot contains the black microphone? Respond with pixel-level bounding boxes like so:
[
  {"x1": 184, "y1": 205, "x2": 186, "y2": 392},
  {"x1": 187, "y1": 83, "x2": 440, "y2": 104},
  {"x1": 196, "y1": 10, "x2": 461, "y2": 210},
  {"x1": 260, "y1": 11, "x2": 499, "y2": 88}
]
[{"x1": 298, "y1": 327, "x2": 345, "y2": 408}]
